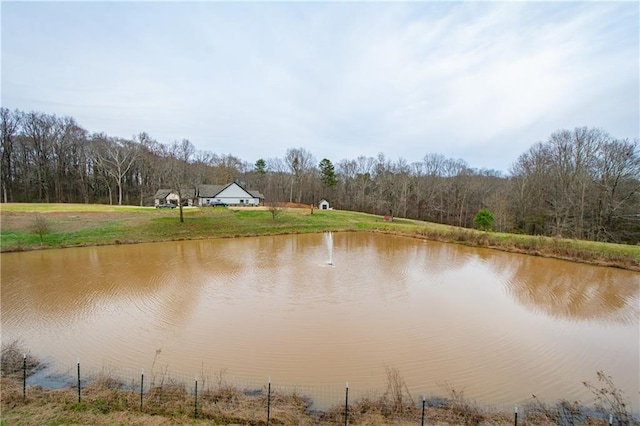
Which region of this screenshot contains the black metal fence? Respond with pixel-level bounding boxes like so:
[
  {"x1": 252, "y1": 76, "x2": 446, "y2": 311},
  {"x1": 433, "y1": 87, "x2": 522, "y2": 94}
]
[{"x1": 9, "y1": 357, "x2": 631, "y2": 426}]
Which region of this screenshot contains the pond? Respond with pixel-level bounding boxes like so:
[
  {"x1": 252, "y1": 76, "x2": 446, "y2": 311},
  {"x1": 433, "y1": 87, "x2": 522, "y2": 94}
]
[{"x1": 1, "y1": 232, "x2": 638, "y2": 410}]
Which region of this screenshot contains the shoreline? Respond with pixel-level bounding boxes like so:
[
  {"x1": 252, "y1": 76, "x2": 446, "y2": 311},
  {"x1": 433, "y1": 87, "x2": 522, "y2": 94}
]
[
  {"x1": 2, "y1": 371, "x2": 637, "y2": 426},
  {"x1": 1, "y1": 204, "x2": 638, "y2": 271}
]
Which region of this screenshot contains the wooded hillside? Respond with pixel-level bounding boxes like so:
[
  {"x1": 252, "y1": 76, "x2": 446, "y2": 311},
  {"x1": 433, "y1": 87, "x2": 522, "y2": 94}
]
[{"x1": 2, "y1": 108, "x2": 638, "y2": 243}]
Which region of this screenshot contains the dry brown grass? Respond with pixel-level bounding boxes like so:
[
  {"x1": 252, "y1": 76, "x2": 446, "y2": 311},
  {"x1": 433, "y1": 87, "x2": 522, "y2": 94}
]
[
  {"x1": 2, "y1": 374, "x2": 631, "y2": 426},
  {"x1": 1, "y1": 344, "x2": 636, "y2": 425}
]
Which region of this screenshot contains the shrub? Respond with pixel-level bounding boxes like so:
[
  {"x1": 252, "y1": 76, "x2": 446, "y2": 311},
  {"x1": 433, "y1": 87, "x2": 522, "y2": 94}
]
[
  {"x1": 30, "y1": 213, "x2": 51, "y2": 244},
  {"x1": 473, "y1": 208, "x2": 494, "y2": 231}
]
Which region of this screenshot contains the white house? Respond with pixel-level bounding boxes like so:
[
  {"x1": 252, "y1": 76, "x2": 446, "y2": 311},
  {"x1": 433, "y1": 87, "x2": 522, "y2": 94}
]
[
  {"x1": 198, "y1": 182, "x2": 263, "y2": 206},
  {"x1": 319, "y1": 199, "x2": 330, "y2": 210},
  {"x1": 154, "y1": 183, "x2": 264, "y2": 207}
]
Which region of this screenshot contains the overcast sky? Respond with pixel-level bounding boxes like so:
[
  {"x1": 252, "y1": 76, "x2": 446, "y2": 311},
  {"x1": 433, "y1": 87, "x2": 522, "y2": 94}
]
[{"x1": 2, "y1": 1, "x2": 638, "y2": 173}]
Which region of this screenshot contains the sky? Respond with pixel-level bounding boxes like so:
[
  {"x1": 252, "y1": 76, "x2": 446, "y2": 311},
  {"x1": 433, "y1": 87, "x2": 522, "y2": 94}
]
[{"x1": 1, "y1": 1, "x2": 638, "y2": 173}]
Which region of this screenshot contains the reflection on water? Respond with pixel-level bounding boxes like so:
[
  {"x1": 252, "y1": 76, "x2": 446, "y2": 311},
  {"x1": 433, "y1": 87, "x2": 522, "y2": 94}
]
[
  {"x1": 1, "y1": 233, "x2": 638, "y2": 410},
  {"x1": 503, "y1": 256, "x2": 638, "y2": 324}
]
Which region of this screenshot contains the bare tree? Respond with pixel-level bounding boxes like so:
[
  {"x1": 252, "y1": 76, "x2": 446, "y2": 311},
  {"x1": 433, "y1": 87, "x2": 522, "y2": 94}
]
[
  {"x1": 268, "y1": 201, "x2": 282, "y2": 220},
  {"x1": 50, "y1": 116, "x2": 87, "y2": 203},
  {"x1": 593, "y1": 138, "x2": 640, "y2": 242},
  {"x1": 285, "y1": 147, "x2": 315, "y2": 204},
  {"x1": 263, "y1": 157, "x2": 289, "y2": 204},
  {"x1": 22, "y1": 111, "x2": 57, "y2": 202},
  {"x1": 209, "y1": 153, "x2": 246, "y2": 184},
  {"x1": 0, "y1": 108, "x2": 22, "y2": 203},
  {"x1": 354, "y1": 155, "x2": 375, "y2": 211},
  {"x1": 132, "y1": 132, "x2": 163, "y2": 206},
  {"x1": 336, "y1": 158, "x2": 356, "y2": 209},
  {"x1": 93, "y1": 136, "x2": 140, "y2": 205},
  {"x1": 422, "y1": 153, "x2": 447, "y2": 222},
  {"x1": 66, "y1": 124, "x2": 91, "y2": 204},
  {"x1": 165, "y1": 139, "x2": 196, "y2": 223}
]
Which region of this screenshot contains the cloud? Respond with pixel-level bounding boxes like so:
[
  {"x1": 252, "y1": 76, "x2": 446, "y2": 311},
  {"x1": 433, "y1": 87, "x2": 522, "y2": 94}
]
[{"x1": 1, "y1": 2, "x2": 637, "y2": 171}]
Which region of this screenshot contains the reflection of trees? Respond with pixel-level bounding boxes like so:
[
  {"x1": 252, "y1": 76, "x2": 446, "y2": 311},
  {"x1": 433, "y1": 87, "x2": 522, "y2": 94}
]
[
  {"x1": 489, "y1": 254, "x2": 640, "y2": 324},
  {"x1": 1, "y1": 242, "x2": 216, "y2": 329}
]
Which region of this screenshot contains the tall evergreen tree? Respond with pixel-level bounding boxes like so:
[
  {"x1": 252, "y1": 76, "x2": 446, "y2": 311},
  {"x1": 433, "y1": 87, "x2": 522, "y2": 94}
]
[{"x1": 319, "y1": 158, "x2": 337, "y2": 188}]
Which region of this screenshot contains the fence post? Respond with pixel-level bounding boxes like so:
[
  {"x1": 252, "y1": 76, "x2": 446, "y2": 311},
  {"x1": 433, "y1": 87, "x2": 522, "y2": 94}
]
[
  {"x1": 77, "y1": 358, "x2": 81, "y2": 403},
  {"x1": 344, "y1": 382, "x2": 349, "y2": 426},
  {"x1": 140, "y1": 369, "x2": 144, "y2": 411},
  {"x1": 267, "y1": 377, "x2": 271, "y2": 426},
  {"x1": 194, "y1": 377, "x2": 198, "y2": 418},
  {"x1": 421, "y1": 395, "x2": 426, "y2": 426},
  {"x1": 22, "y1": 354, "x2": 26, "y2": 400},
  {"x1": 514, "y1": 405, "x2": 518, "y2": 426}
]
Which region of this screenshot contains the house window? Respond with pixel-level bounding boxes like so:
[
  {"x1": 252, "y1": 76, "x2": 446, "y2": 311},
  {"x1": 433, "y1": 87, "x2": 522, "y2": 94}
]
[{"x1": 240, "y1": 199, "x2": 244, "y2": 203}]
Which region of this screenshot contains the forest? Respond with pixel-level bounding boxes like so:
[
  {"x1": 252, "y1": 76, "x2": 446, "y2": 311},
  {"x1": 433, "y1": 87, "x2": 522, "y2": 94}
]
[{"x1": 1, "y1": 107, "x2": 639, "y2": 244}]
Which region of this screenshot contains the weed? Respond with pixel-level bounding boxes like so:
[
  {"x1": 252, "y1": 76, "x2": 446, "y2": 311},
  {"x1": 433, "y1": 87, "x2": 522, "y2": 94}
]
[
  {"x1": 381, "y1": 366, "x2": 416, "y2": 416},
  {"x1": 438, "y1": 383, "x2": 484, "y2": 425},
  {"x1": 584, "y1": 371, "x2": 638, "y2": 425},
  {"x1": 526, "y1": 395, "x2": 586, "y2": 425},
  {"x1": 0, "y1": 340, "x2": 43, "y2": 378}
]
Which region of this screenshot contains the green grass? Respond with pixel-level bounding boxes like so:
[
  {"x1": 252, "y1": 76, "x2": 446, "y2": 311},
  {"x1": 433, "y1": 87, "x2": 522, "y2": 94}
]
[
  {"x1": 1, "y1": 203, "x2": 638, "y2": 269},
  {"x1": 1, "y1": 220, "x2": 129, "y2": 250}
]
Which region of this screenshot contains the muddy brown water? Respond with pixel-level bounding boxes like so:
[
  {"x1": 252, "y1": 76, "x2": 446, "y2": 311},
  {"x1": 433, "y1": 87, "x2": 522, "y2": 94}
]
[{"x1": 1, "y1": 232, "x2": 638, "y2": 410}]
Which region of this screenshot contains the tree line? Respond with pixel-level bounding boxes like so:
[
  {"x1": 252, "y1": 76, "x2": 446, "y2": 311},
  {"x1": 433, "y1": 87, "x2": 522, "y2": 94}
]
[{"x1": 1, "y1": 107, "x2": 638, "y2": 244}]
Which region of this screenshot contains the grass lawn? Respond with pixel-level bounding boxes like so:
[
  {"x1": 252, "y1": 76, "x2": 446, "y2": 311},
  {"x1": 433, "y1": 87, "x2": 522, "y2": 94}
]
[{"x1": 1, "y1": 203, "x2": 638, "y2": 270}]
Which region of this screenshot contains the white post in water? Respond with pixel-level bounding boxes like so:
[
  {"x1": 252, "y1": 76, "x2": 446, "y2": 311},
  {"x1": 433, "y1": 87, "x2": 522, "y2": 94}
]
[{"x1": 326, "y1": 231, "x2": 334, "y2": 265}]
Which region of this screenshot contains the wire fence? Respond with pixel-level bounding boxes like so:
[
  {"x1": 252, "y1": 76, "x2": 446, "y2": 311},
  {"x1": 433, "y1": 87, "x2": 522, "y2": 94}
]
[{"x1": 7, "y1": 356, "x2": 633, "y2": 426}]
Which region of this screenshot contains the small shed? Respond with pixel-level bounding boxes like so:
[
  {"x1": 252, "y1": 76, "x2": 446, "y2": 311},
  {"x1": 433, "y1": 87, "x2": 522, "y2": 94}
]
[{"x1": 319, "y1": 199, "x2": 330, "y2": 210}]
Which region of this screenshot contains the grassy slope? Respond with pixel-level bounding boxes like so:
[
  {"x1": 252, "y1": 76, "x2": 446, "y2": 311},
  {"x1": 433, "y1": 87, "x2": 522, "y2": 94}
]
[{"x1": 1, "y1": 203, "x2": 638, "y2": 270}]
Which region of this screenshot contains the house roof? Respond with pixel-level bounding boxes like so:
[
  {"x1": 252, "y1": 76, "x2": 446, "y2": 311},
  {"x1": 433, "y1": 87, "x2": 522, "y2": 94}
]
[
  {"x1": 153, "y1": 189, "x2": 172, "y2": 199},
  {"x1": 198, "y1": 184, "x2": 227, "y2": 198},
  {"x1": 153, "y1": 187, "x2": 197, "y2": 199},
  {"x1": 155, "y1": 183, "x2": 264, "y2": 200},
  {"x1": 199, "y1": 182, "x2": 263, "y2": 199},
  {"x1": 248, "y1": 190, "x2": 265, "y2": 199},
  {"x1": 180, "y1": 188, "x2": 197, "y2": 198}
]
